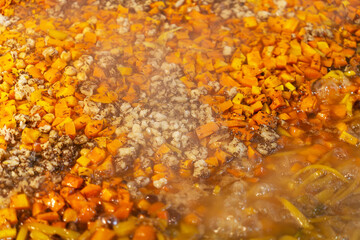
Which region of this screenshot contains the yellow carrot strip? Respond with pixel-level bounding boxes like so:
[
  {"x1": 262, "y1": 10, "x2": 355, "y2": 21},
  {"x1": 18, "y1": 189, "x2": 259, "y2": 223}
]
[
  {"x1": 30, "y1": 230, "x2": 50, "y2": 240},
  {"x1": 293, "y1": 164, "x2": 349, "y2": 183},
  {"x1": 278, "y1": 197, "x2": 312, "y2": 230},
  {"x1": 315, "y1": 188, "x2": 336, "y2": 203},
  {"x1": 278, "y1": 236, "x2": 298, "y2": 240},
  {"x1": 26, "y1": 223, "x2": 80, "y2": 240},
  {"x1": 309, "y1": 216, "x2": 331, "y2": 223},
  {"x1": 0, "y1": 228, "x2": 16, "y2": 239},
  {"x1": 339, "y1": 131, "x2": 358, "y2": 146},
  {"x1": 295, "y1": 170, "x2": 325, "y2": 194},
  {"x1": 277, "y1": 126, "x2": 292, "y2": 137},
  {"x1": 157, "y1": 27, "x2": 182, "y2": 45},
  {"x1": 16, "y1": 226, "x2": 28, "y2": 240},
  {"x1": 317, "y1": 150, "x2": 333, "y2": 164},
  {"x1": 77, "y1": 220, "x2": 102, "y2": 240},
  {"x1": 77, "y1": 230, "x2": 93, "y2": 240},
  {"x1": 165, "y1": 143, "x2": 182, "y2": 154}
]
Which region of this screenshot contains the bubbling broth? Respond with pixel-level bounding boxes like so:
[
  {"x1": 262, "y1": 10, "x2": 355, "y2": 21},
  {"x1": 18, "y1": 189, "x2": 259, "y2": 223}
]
[{"x1": 197, "y1": 139, "x2": 360, "y2": 239}]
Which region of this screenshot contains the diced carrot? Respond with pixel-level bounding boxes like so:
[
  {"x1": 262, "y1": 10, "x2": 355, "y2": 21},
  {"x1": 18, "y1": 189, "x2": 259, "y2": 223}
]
[
  {"x1": 137, "y1": 199, "x2": 151, "y2": 211},
  {"x1": 44, "y1": 68, "x2": 62, "y2": 83},
  {"x1": 133, "y1": 225, "x2": 156, "y2": 240},
  {"x1": 310, "y1": 53, "x2": 321, "y2": 70},
  {"x1": 60, "y1": 187, "x2": 75, "y2": 199},
  {"x1": 283, "y1": 18, "x2": 299, "y2": 32},
  {"x1": 301, "y1": 41, "x2": 317, "y2": 57},
  {"x1": 331, "y1": 104, "x2": 347, "y2": 119},
  {"x1": 10, "y1": 194, "x2": 30, "y2": 210},
  {"x1": 251, "y1": 101, "x2": 263, "y2": 112},
  {"x1": 95, "y1": 156, "x2": 115, "y2": 176},
  {"x1": 243, "y1": 16, "x2": 257, "y2": 28},
  {"x1": 183, "y1": 213, "x2": 201, "y2": 225},
  {"x1": 247, "y1": 51, "x2": 262, "y2": 68},
  {"x1": 93, "y1": 66, "x2": 106, "y2": 78},
  {"x1": 27, "y1": 66, "x2": 44, "y2": 79},
  {"x1": 42, "y1": 191, "x2": 65, "y2": 212},
  {"x1": 289, "y1": 126, "x2": 305, "y2": 138},
  {"x1": 195, "y1": 122, "x2": 219, "y2": 139},
  {"x1": 22, "y1": 128, "x2": 41, "y2": 145},
  {"x1": 32, "y1": 202, "x2": 47, "y2": 216},
  {"x1": 84, "y1": 120, "x2": 104, "y2": 138},
  {"x1": 87, "y1": 147, "x2": 107, "y2": 164},
  {"x1": 55, "y1": 102, "x2": 71, "y2": 118},
  {"x1": 0, "y1": 53, "x2": 14, "y2": 71},
  {"x1": 239, "y1": 76, "x2": 258, "y2": 87},
  {"x1": 74, "y1": 115, "x2": 91, "y2": 130},
  {"x1": 114, "y1": 201, "x2": 133, "y2": 220},
  {"x1": 64, "y1": 120, "x2": 76, "y2": 137},
  {"x1": 276, "y1": 55, "x2": 288, "y2": 69},
  {"x1": 51, "y1": 58, "x2": 67, "y2": 70},
  {"x1": 333, "y1": 56, "x2": 348, "y2": 68},
  {"x1": 270, "y1": 96, "x2": 286, "y2": 110},
  {"x1": 63, "y1": 208, "x2": 78, "y2": 222},
  {"x1": 206, "y1": 156, "x2": 219, "y2": 167},
  {"x1": 0, "y1": 208, "x2": 18, "y2": 224},
  {"x1": 81, "y1": 184, "x2": 102, "y2": 198},
  {"x1": 101, "y1": 188, "x2": 118, "y2": 202},
  {"x1": 36, "y1": 212, "x2": 60, "y2": 221},
  {"x1": 98, "y1": 126, "x2": 116, "y2": 137},
  {"x1": 219, "y1": 73, "x2": 240, "y2": 87},
  {"x1": 304, "y1": 68, "x2": 322, "y2": 80},
  {"x1": 300, "y1": 95, "x2": 318, "y2": 113},
  {"x1": 3, "y1": 72, "x2": 15, "y2": 85},
  {"x1": 62, "y1": 174, "x2": 84, "y2": 189},
  {"x1": 83, "y1": 32, "x2": 97, "y2": 44},
  {"x1": 107, "y1": 138, "x2": 126, "y2": 155},
  {"x1": 217, "y1": 100, "x2": 233, "y2": 113}
]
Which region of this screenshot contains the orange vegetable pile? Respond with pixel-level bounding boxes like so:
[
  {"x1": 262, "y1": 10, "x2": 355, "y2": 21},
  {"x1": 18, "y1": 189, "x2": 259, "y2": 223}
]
[{"x1": 0, "y1": 0, "x2": 358, "y2": 239}]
